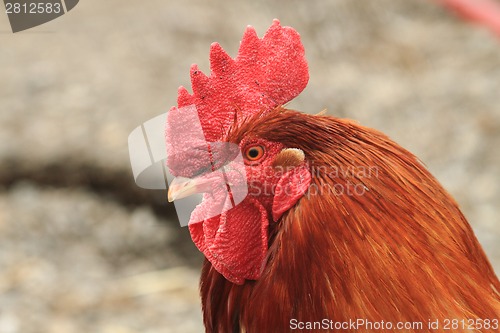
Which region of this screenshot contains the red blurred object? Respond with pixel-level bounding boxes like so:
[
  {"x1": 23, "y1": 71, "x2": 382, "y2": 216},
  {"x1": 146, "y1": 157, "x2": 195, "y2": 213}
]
[{"x1": 435, "y1": 0, "x2": 500, "y2": 37}]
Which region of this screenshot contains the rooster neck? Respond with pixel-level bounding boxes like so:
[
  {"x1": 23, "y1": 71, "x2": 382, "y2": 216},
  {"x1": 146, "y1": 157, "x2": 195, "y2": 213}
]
[
  {"x1": 199, "y1": 182, "x2": 500, "y2": 332},
  {"x1": 200, "y1": 182, "x2": 500, "y2": 332}
]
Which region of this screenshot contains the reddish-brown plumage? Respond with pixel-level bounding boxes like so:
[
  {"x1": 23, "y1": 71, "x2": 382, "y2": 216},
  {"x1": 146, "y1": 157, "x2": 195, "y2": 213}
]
[
  {"x1": 199, "y1": 107, "x2": 500, "y2": 332},
  {"x1": 163, "y1": 20, "x2": 499, "y2": 333}
]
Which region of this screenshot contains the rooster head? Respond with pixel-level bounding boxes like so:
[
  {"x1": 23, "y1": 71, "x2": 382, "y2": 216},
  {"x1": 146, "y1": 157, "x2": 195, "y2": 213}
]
[{"x1": 165, "y1": 20, "x2": 310, "y2": 284}]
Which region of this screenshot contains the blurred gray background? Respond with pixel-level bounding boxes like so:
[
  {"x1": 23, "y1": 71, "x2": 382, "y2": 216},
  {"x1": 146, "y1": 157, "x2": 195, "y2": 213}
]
[{"x1": 0, "y1": 0, "x2": 499, "y2": 332}]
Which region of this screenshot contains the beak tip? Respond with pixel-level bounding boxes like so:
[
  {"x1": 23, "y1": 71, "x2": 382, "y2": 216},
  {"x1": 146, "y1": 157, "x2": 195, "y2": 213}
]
[
  {"x1": 167, "y1": 189, "x2": 176, "y2": 202},
  {"x1": 167, "y1": 175, "x2": 213, "y2": 202}
]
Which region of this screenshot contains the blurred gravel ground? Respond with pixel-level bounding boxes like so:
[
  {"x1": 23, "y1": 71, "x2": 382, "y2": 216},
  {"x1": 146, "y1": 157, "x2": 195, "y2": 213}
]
[{"x1": 0, "y1": 0, "x2": 499, "y2": 332}]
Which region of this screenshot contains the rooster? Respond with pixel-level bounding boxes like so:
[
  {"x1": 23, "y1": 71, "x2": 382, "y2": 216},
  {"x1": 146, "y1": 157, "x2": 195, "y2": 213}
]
[{"x1": 165, "y1": 20, "x2": 500, "y2": 332}]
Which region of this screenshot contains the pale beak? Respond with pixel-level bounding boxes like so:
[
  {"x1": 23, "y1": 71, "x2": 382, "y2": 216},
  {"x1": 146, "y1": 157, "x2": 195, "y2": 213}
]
[{"x1": 167, "y1": 175, "x2": 216, "y2": 202}]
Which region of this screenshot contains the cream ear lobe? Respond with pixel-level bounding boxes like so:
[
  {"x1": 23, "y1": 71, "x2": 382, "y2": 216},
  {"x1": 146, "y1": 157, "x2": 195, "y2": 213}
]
[{"x1": 272, "y1": 148, "x2": 305, "y2": 169}]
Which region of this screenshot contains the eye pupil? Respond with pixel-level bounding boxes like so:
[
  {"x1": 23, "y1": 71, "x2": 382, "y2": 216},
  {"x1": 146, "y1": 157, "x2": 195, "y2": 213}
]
[{"x1": 248, "y1": 148, "x2": 259, "y2": 158}]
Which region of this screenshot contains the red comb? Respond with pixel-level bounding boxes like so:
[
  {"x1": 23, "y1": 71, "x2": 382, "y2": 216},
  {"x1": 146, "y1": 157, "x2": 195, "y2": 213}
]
[{"x1": 172, "y1": 19, "x2": 309, "y2": 141}]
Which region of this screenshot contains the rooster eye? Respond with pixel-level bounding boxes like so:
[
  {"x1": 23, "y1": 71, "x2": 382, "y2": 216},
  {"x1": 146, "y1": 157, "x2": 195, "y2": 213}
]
[{"x1": 244, "y1": 145, "x2": 265, "y2": 162}]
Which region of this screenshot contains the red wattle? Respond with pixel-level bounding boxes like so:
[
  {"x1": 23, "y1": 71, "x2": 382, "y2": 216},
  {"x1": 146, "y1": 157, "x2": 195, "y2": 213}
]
[{"x1": 189, "y1": 197, "x2": 269, "y2": 284}]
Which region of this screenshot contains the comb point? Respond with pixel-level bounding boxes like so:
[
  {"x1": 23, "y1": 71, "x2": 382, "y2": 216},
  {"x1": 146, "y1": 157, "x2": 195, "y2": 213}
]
[
  {"x1": 189, "y1": 63, "x2": 207, "y2": 77},
  {"x1": 265, "y1": 19, "x2": 282, "y2": 36},
  {"x1": 238, "y1": 26, "x2": 260, "y2": 60},
  {"x1": 177, "y1": 86, "x2": 194, "y2": 106},
  {"x1": 190, "y1": 64, "x2": 209, "y2": 95},
  {"x1": 210, "y1": 42, "x2": 235, "y2": 76}
]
